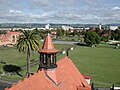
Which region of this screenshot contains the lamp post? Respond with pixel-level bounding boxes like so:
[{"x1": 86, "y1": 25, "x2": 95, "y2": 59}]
[
  {"x1": 70, "y1": 47, "x2": 73, "y2": 50},
  {"x1": 66, "y1": 49, "x2": 69, "y2": 57},
  {"x1": 62, "y1": 50, "x2": 66, "y2": 54},
  {"x1": 61, "y1": 47, "x2": 74, "y2": 57},
  {"x1": 66, "y1": 47, "x2": 74, "y2": 57}
]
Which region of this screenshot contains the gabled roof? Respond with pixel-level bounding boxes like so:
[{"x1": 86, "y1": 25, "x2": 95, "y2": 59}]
[
  {"x1": 7, "y1": 31, "x2": 21, "y2": 35},
  {"x1": 5, "y1": 56, "x2": 91, "y2": 90},
  {"x1": 0, "y1": 38, "x2": 9, "y2": 41},
  {"x1": 38, "y1": 34, "x2": 59, "y2": 53}
]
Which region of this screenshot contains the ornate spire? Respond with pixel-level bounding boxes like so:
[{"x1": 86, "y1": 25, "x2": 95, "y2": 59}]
[
  {"x1": 39, "y1": 34, "x2": 59, "y2": 53},
  {"x1": 38, "y1": 34, "x2": 59, "y2": 69}
]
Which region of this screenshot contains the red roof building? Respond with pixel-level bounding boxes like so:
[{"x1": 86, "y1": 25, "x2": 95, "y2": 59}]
[
  {"x1": 0, "y1": 31, "x2": 21, "y2": 46},
  {"x1": 5, "y1": 34, "x2": 91, "y2": 90}
]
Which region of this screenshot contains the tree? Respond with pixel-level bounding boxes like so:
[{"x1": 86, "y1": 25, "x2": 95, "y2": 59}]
[
  {"x1": 111, "y1": 27, "x2": 120, "y2": 40},
  {"x1": 17, "y1": 30, "x2": 41, "y2": 77},
  {"x1": 101, "y1": 36, "x2": 109, "y2": 43},
  {"x1": 56, "y1": 28, "x2": 65, "y2": 38},
  {"x1": 84, "y1": 31, "x2": 101, "y2": 47},
  {"x1": 0, "y1": 30, "x2": 7, "y2": 34},
  {"x1": 33, "y1": 28, "x2": 45, "y2": 39},
  {"x1": 69, "y1": 30, "x2": 78, "y2": 36}
]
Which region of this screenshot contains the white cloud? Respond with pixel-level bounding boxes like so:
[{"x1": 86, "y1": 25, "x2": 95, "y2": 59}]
[
  {"x1": 30, "y1": 13, "x2": 49, "y2": 19},
  {"x1": 31, "y1": 0, "x2": 50, "y2": 8},
  {"x1": 112, "y1": 7, "x2": 120, "y2": 10},
  {"x1": 0, "y1": 0, "x2": 119, "y2": 23},
  {"x1": 9, "y1": 9, "x2": 22, "y2": 14},
  {"x1": 84, "y1": 0, "x2": 95, "y2": 4},
  {"x1": 58, "y1": 0, "x2": 75, "y2": 6}
]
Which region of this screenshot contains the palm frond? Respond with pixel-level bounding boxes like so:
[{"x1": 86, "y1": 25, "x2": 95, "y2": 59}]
[{"x1": 17, "y1": 30, "x2": 41, "y2": 53}]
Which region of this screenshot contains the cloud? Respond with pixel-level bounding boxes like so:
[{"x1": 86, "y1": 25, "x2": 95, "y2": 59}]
[
  {"x1": 0, "y1": 8, "x2": 119, "y2": 24},
  {"x1": 0, "y1": 8, "x2": 26, "y2": 23},
  {"x1": 83, "y1": 0, "x2": 95, "y2": 4},
  {"x1": 31, "y1": 0, "x2": 50, "y2": 7},
  {"x1": 29, "y1": 11, "x2": 103, "y2": 23},
  {"x1": 9, "y1": 10, "x2": 23, "y2": 14},
  {"x1": 0, "y1": 0, "x2": 119, "y2": 23},
  {"x1": 30, "y1": 13, "x2": 50, "y2": 19},
  {"x1": 112, "y1": 6, "x2": 120, "y2": 10},
  {"x1": 58, "y1": 0, "x2": 75, "y2": 6}
]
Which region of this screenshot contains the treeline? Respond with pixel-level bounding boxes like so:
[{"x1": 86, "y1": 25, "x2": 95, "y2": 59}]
[{"x1": 111, "y1": 26, "x2": 120, "y2": 40}]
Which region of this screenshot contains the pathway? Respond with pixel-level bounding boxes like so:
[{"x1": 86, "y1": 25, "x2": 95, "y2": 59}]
[{"x1": 0, "y1": 78, "x2": 17, "y2": 90}]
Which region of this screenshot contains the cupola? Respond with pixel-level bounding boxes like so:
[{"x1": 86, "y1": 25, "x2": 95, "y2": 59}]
[{"x1": 38, "y1": 34, "x2": 59, "y2": 69}]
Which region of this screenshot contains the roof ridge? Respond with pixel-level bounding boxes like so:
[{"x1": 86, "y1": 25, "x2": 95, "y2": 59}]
[{"x1": 44, "y1": 70, "x2": 62, "y2": 86}]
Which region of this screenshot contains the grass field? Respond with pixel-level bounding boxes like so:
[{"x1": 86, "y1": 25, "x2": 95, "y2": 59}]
[
  {"x1": 69, "y1": 44, "x2": 120, "y2": 87},
  {"x1": 0, "y1": 44, "x2": 120, "y2": 88},
  {"x1": 0, "y1": 44, "x2": 67, "y2": 79},
  {"x1": 0, "y1": 44, "x2": 67, "y2": 66}
]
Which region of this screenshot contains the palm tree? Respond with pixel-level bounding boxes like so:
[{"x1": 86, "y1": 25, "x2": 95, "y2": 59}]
[{"x1": 17, "y1": 30, "x2": 41, "y2": 77}]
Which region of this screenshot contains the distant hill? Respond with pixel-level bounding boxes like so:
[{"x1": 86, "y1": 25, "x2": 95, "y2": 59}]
[
  {"x1": 106, "y1": 23, "x2": 120, "y2": 26},
  {"x1": 0, "y1": 23, "x2": 120, "y2": 28}
]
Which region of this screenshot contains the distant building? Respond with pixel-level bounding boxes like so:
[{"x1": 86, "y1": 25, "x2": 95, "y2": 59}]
[
  {"x1": 99, "y1": 23, "x2": 102, "y2": 30},
  {"x1": 69, "y1": 28, "x2": 74, "y2": 32},
  {"x1": 0, "y1": 27, "x2": 36, "y2": 31},
  {"x1": 0, "y1": 28, "x2": 12, "y2": 31},
  {"x1": 62, "y1": 25, "x2": 73, "y2": 31},
  {"x1": 109, "y1": 26, "x2": 118, "y2": 30},
  {"x1": 13, "y1": 27, "x2": 36, "y2": 31},
  {"x1": 45, "y1": 24, "x2": 50, "y2": 30},
  {"x1": 5, "y1": 34, "x2": 91, "y2": 90},
  {"x1": 0, "y1": 31, "x2": 21, "y2": 46},
  {"x1": 51, "y1": 31, "x2": 57, "y2": 38}
]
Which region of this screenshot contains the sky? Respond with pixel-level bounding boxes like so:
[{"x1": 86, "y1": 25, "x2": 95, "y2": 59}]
[{"x1": 0, "y1": 0, "x2": 120, "y2": 24}]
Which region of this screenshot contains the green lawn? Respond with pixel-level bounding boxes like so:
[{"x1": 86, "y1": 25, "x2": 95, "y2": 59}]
[
  {"x1": 69, "y1": 44, "x2": 120, "y2": 87},
  {"x1": 57, "y1": 36, "x2": 84, "y2": 41},
  {"x1": 0, "y1": 47, "x2": 39, "y2": 66},
  {"x1": 0, "y1": 44, "x2": 120, "y2": 88},
  {"x1": 0, "y1": 44, "x2": 67, "y2": 80},
  {"x1": 0, "y1": 44, "x2": 67, "y2": 66}
]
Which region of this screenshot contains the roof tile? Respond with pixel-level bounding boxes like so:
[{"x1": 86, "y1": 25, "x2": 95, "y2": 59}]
[
  {"x1": 39, "y1": 34, "x2": 59, "y2": 53},
  {"x1": 6, "y1": 56, "x2": 91, "y2": 90}
]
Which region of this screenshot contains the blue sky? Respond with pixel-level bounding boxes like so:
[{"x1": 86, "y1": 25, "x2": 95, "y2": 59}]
[{"x1": 0, "y1": 0, "x2": 120, "y2": 24}]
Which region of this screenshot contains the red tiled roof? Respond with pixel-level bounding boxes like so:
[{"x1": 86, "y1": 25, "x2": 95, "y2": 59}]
[
  {"x1": 5, "y1": 56, "x2": 91, "y2": 90},
  {"x1": 55, "y1": 57, "x2": 91, "y2": 89},
  {"x1": 7, "y1": 31, "x2": 21, "y2": 35},
  {"x1": 39, "y1": 34, "x2": 59, "y2": 53},
  {"x1": 0, "y1": 34, "x2": 6, "y2": 37},
  {"x1": 82, "y1": 74, "x2": 92, "y2": 79},
  {"x1": 0, "y1": 38, "x2": 9, "y2": 41}
]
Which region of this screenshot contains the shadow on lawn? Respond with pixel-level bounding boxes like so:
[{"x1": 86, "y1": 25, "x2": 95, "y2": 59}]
[{"x1": 2, "y1": 64, "x2": 23, "y2": 77}]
